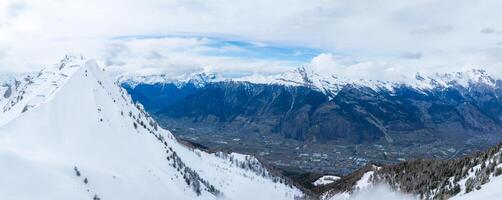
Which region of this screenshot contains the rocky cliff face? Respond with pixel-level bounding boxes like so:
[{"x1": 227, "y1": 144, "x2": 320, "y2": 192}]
[{"x1": 0, "y1": 74, "x2": 32, "y2": 110}]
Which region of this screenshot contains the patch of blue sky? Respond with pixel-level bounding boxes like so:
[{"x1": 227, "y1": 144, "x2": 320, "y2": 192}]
[
  {"x1": 203, "y1": 39, "x2": 322, "y2": 62},
  {"x1": 112, "y1": 34, "x2": 324, "y2": 63}
]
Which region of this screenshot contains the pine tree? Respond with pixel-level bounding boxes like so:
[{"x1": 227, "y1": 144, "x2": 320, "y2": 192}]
[
  {"x1": 465, "y1": 177, "x2": 474, "y2": 193},
  {"x1": 495, "y1": 168, "x2": 502, "y2": 176},
  {"x1": 73, "y1": 166, "x2": 81, "y2": 176}
]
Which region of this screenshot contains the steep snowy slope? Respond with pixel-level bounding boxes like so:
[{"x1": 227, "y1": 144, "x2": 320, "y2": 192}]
[
  {"x1": 452, "y1": 174, "x2": 502, "y2": 200},
  {"x1": 0, "y1": 55, "x2": 303, "y2": 200}
]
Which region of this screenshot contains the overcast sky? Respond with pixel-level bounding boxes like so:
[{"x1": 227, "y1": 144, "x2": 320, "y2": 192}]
[{"x1": 2, "y1": 0, "x2": 502, "y2": 80}]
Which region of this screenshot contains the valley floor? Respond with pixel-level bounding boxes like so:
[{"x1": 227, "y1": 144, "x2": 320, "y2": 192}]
[{"x1": 159, "y1": 119, "x2": 501, "y2": 176}]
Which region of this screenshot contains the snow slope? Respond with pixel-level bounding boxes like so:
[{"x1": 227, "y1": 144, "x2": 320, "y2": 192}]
[
  {"x1": 0, "y1": 55, "x2": 303, "y2": 200},
  {"x1": 452, "y1": 175, "x2": 502, "y2": 200}
]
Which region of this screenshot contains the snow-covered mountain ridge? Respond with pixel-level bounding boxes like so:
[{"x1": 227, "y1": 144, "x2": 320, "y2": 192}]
[
  {"x1": 119, "y1": 66, "x2": 500, "y2": 97},
  {"x1": 0, "y1": 55, "x2": 303, "y2": 200}
]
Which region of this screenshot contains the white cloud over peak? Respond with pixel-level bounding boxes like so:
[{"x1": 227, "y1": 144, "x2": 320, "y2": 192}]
[
  {"x1": 307, "y1": 51, "x2": 502, "y2": 81},
  {"x1": 101, "y1": 37, "x2": 301, "y2": 78}
]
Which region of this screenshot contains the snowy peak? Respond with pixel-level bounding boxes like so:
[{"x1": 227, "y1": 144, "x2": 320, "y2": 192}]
[
  {"x1": 235, "y1": 66, "x2": 395, "y2": 95},
  {"x1": 0, "y1": 56, "x2": 303, "y2": 200},
  {"x1": 272, "y1": 67, "x2": 500, "y2": 95},
  {"x1": 434, "y1": 69, "x2": 496, "y2": 88},
  {"x1": 401, "y1": 69, "x2": 497, "y2": 91},
  {"x1": 270, "y1": 66, "x2": 348, "y2": 95},
  {"x1": 0, "y1": 55, "x2": 88, "y2": 125}
]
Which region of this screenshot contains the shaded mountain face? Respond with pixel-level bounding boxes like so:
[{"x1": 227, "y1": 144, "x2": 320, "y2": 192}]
[{"x1": 121, "y1": 69, "x2": 502, "y2": 145}]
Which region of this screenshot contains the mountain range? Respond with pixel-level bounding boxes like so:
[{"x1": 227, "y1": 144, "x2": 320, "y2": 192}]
[
  {"x1": 120, "y1": 66, "x2": 502, "y2": 148},
  {"x1": 119, "y1": 65, "x2": 502, "y2": 199}
]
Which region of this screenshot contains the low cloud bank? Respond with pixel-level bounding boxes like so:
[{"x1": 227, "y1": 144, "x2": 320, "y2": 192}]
[{"x1": 331, "y1": 185, "x2": 415, "y2": 200}]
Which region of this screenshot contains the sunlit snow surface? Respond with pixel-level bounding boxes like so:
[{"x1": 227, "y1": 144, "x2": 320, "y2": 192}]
[
  {"x1": 452, "y1": 175, "x2": 502, "y2": 200},
  {"x1": 0, "y1": 56, "x2": 302, "y2": 200},
  {"x1": 312, "y1": 175, "x2": 340, "y2": 186}
]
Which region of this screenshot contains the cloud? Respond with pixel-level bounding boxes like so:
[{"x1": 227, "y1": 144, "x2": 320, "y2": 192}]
[
  {"x1": 2, "y1": 0, "x2": 502, "y2": 80},
  {"x1": 399, "y1": 52, "x2": 422, "y2": 59},
  {"x1": 99, "y1": 37, "x2": 301, "y2": 78},
  {"x1": 306, "y1": 51, "x2": 502, "y2": 82},
  {"x1": 307, "y1": 53, "x2": 402, "y2": 81},
  {"x1": 409, "y1": 25, "x2": 454, "y2": 35},
  {"x1": 481, "y1": 28, "x2": 496, "y2": 34},
  {"x1": 6, "y1": 0, "x2": 27, "y2": 17},
  {"x1": 0, "y1": 0, "x2": 26, "y2": 29},
  {"x1": 339, "y1": 185, "x2": 415, "y2": 200},
  {"x1": 102, "y1": 43, "x2": 129, "y2": 67}
]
